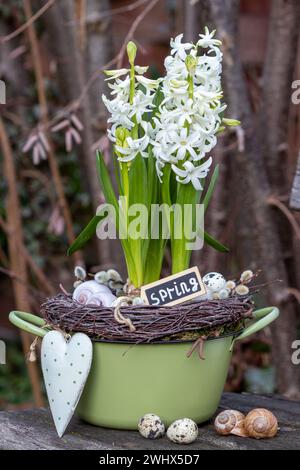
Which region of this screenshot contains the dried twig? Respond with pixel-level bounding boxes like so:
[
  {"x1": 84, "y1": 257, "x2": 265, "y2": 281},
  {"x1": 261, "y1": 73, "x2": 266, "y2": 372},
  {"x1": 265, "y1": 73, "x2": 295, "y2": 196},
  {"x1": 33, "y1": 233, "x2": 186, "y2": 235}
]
[
  {"x1": 41, "y1": 293, "x2": 254, "y2": 343},
  {"x1": 23, "y1": 0, "x2": 83, "y2": 265},
  {"x1": 116, "y1": 0, "x2": 159, "y2": 68},
  {"x1": 0, "y1": 0, "x2": 56, "y2": 44},
  {"x1": 268, "y1": 195, "x2": 300, "y2": 241},
  {"x1": 0, "y1": 115, "x2": 44, "y2": 407}
]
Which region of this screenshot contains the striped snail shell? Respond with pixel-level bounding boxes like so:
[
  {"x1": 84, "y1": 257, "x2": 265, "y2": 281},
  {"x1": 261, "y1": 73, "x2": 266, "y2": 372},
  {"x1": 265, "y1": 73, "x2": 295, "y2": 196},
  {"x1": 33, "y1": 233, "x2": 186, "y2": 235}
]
[
  {"x1": 244, "y1": 409, "x2": 278, "y2": 439},
  {"x1": 214, "y1": 410, "x2": 248, "y2": 437},
  {"x1": 72, "y1": 280, "x2": 116, "y2": 307}
]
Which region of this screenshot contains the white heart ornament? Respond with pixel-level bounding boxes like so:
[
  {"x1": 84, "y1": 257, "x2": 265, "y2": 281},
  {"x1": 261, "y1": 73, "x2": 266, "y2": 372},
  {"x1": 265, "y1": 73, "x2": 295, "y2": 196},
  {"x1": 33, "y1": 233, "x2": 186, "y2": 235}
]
[{"x1": 41, "y1": 331, "x2": 93, "y2": 437}]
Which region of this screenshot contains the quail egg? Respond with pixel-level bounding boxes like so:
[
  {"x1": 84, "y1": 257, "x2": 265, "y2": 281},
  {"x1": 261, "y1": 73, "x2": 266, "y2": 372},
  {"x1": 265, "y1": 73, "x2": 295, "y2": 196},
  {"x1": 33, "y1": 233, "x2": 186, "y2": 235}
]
[
  {"x1": 167, "y1": 418, "x2": 198, "y2": 444},
  {"x1": 203, "y1": 272, "x2": 226, "y2": 293},
  {"x1": 138, "y1": 414, "x2": 165, "y2": 439}
]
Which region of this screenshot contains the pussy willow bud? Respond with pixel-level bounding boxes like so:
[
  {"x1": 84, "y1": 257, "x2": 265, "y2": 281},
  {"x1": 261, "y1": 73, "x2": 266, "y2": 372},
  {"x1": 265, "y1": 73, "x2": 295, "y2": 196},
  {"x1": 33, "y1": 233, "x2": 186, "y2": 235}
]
[{"x1": 127, "y1": 41, "x2": 137, "y2": 66}]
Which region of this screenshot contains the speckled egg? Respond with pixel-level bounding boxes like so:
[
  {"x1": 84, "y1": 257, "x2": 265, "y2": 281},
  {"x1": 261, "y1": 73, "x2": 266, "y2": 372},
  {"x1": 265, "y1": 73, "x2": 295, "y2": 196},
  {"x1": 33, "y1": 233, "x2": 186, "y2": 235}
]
[
  {"x1": 203, "y1": 272, "x2": 226, "y2": 293},
  {"x1": 167, "y1": 418, "x2": 198, "y2": 444},
  {"x1": 138, "y1": 414, "x2": 165, "y2": 439}
]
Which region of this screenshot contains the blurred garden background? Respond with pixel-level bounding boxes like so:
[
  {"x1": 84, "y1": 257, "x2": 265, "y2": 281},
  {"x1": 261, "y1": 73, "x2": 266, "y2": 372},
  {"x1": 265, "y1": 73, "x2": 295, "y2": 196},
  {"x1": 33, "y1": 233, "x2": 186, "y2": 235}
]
[{"x1": 1, "y1": 0, "x2": 300, "y2": 409}]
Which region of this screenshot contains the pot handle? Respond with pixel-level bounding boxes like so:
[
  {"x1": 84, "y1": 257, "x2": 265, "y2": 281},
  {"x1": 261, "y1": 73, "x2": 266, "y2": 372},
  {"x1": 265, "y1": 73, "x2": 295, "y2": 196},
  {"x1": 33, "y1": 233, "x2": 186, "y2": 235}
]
[
  {"x1": 9, "y1": 311, "x2": 50, "y2": 338},
  {"x1": 230, "y1": 306, "x2": 279, "y2": 351}
]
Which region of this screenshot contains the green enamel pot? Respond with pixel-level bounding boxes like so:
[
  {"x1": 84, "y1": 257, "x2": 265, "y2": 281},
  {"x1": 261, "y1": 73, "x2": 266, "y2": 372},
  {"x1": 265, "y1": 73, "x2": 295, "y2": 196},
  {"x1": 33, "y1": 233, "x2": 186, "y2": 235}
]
[{"x1": 9, "y1": 306, "x2": 279, "y2": 429}]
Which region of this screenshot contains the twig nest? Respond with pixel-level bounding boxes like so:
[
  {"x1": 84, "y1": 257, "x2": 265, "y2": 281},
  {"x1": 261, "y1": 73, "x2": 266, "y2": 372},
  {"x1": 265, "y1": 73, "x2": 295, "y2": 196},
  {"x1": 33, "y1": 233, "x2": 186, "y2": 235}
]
[
  {"x1": 214, "y1": 410, "x2": 248, "y2": 437},
  {"x1": 138, "y1": 414, "x2": 165, "y2": 439},
  {"x1": 167, "y1": 418, "x2": 198, "y2": 444},
  {"x1": 203, "y1": 272, "x2": 226, "y2": 293},
  {"x1": 244, "y1": 409, "x2": 278, "y2": 439},
  {"x1": 72, "y1": 280, "x2": 116, "y2": 307}
]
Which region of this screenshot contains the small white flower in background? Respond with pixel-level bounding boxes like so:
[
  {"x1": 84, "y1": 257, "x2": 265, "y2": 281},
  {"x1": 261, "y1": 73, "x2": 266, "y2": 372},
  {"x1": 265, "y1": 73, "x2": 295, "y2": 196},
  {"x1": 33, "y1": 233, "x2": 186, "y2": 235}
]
[{"x1": 172, "y1": 157, "x2": 212, "y2": 191}]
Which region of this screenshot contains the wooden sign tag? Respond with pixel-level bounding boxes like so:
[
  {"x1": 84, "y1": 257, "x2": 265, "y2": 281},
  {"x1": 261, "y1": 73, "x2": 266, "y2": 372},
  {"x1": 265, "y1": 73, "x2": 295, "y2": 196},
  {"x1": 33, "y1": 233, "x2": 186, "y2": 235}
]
[{"x1": 141, "y1": 267, "x2": 206, "y2": 306}]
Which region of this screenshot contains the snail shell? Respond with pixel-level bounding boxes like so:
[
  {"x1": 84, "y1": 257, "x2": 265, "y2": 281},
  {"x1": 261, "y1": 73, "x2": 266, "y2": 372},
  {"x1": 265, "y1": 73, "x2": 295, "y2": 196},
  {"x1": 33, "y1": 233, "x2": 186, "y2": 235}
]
[
  {"x1": 72, "y1": 280, "x2": 116, "y2": 307},
  {"x1": 244, "y1": 408, "x2": 278, "y2": 439},
  {"x1": 214, "y1": 410, "x2": 248, "y2": 437}
]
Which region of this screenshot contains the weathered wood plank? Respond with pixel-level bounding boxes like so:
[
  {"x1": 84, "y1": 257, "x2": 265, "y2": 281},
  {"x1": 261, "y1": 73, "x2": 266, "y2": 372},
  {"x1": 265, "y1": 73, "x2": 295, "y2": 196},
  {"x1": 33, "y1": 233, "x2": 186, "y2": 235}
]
[{"x1": 0, "y1": 393, "x2": 299, "y2": 450}]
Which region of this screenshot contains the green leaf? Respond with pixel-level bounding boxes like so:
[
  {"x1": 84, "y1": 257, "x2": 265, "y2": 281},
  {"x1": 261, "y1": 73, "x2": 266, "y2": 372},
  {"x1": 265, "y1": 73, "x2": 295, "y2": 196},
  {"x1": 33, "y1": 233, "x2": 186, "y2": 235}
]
[
  {"x1": 129, "y1": 153, "x2": 148, "y2": 207},
  {"x1": 68, "y1": 214, "x2": 106, "y2": 255},
  {"x1": 128, "y1": 153, "x2": 148, "y2": 286},
  {"x1": 96, "y1": 150, "x2": 118, "y2": 212},
  {"x1": 202, "y1": 164, "x2": 219, "y2": 212},
  {"x1": 204, "y1": 231, "x2": 229, "y2": 253}
]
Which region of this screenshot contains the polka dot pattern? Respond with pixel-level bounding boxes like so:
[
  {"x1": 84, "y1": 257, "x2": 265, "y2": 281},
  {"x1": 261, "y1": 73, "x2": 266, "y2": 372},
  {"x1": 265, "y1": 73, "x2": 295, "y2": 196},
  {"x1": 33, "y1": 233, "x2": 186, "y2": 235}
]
[{"x1": 41, "y1": 331, "x2": 93, "y2": 438}]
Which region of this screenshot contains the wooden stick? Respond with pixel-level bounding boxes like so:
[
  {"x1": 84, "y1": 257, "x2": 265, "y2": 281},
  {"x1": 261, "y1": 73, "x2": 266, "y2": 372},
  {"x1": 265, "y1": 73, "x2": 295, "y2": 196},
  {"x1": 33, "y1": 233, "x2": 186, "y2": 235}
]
[
  {"x1": 23, "y1": 0, "x2": 83, "y2": 266},
  {"x1": 0, "y1": 115, "x2": 44, "y2": 408}
]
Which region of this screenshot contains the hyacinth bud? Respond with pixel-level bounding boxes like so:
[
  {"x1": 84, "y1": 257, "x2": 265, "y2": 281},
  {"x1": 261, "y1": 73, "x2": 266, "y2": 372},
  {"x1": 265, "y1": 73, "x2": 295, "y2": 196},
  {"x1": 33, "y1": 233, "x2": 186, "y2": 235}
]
[
  {"x1": 185, "y1": 54, "x2": 197, "y2": 75},
  {"x1": 115, "y1": 128, "x2": 130, "y2": 155},
  {"x1": 222, "y1": 118, "x2": 241, "y2": 127},
  {"x1": 127, "y1": 41, "x2": 137, "y2": 66}
]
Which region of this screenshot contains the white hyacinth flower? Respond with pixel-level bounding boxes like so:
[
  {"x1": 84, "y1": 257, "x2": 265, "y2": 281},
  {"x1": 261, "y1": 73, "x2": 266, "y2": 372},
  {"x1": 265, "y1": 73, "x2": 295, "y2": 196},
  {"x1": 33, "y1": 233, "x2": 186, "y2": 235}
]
[
  {"x1": 170, "y1": 34, "x2": 194, "y2": 60},
  {"x1": 115, "y1": 134, "x2": 150, "y2": 162},
  {"x1": 172, "y1": 158, "x2": 213, "y2": 190},
  {"x1": 197, "y1": 27, "x2": 222, "y2": 49}
]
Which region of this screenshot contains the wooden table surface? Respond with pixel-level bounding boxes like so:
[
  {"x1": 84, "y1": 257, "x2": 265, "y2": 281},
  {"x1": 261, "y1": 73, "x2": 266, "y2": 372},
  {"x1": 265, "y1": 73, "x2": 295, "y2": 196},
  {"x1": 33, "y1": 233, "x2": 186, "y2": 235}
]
[{"x1": 1, "y1": 393, "x2": 299, "y2": 450}]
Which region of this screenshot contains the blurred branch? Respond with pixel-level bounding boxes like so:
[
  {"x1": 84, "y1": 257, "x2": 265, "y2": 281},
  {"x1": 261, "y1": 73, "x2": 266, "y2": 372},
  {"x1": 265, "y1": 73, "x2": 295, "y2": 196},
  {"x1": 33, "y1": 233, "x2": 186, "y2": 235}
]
[
  {"x1": 23, "y1": 0, "x2": 83, "y2": 266},
  {"x1": 0, "y1": 114, "x2": 44, "y2": 407},
  {"x1": 0, "y1": 0, "x2": 56, "y2": 44},
  {"x1": 290, "y1": 150, "x2": 300, "y2": 211},
  {"x1": 19, "y1": 0, "x2": 159, "y2": 139},
  {"x1": 116, "y1": 0, "x2": 159, "y2": 68},
  {"x1": 268, "y1": 196, "x2": 300, "y2": 241},
  {"x1": 208, "y1": 0, "x2": 300, "y2": 398}
]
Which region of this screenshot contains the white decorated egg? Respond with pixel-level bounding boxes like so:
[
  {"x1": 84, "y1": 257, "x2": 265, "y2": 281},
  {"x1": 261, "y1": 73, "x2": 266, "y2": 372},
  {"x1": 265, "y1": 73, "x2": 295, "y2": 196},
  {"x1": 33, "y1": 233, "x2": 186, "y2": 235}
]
[
  {"x1": 72, "y1": 280, "x2": 116, "y2": 307},
  {"x1": 167, "y1": 418, "x2": 198, "y2": 444},
  {"x1": 203, "y1": 272, "x2": 226, "y2": 293},
  {"x1": 138, "y1": 414, "x2": 165, "y2": 439}
]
